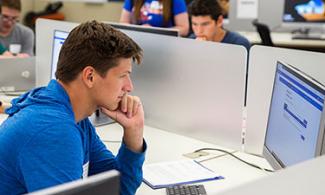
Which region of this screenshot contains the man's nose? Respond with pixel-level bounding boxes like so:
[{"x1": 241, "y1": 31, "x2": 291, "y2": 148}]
[
  {"x1": 197, "y1": 25, "x2": 204, "y2": 34},
  {"x1": 124, "y1": 78, "x2": 133, "y2": 92}
]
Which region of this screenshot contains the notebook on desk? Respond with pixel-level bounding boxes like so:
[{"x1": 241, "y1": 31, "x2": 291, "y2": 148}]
[{"x1": 0, "y1": 57, "x2": 35, "y2": 92}]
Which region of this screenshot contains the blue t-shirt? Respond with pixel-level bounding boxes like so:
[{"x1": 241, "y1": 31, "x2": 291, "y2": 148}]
[
  {"x1": 0, "y1": 80, "x2": 146, "y2": 195},
  {"x1": 222, "y1": 31, "x2": 251, "y2": 51},
  {"x1": 123, "y1": 0, "x2": 187, "y2": 27},
  {"x1": 189, "y1": 30, "x2": 251, "y2": 51}
]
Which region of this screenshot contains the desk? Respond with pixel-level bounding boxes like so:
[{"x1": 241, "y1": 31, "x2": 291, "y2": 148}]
[
  {"x1": 0, "y1": 114, "x2": 271, "y2": 195},
  {"x1": 96, "y1": 123, "x2": 272, "y2": 195},
  {"x1": 238, "y1": 31, "x2": 325, "y2": 52}
]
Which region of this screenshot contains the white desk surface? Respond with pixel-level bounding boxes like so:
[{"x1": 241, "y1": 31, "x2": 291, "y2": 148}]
[
  {"x1": 0, "y1": 113, "x2": 272, "y2": 195},
  {"x1": 238, "y1": 31, "x2": 325, "y2": 48},
  {"x1": 96, "y1": 123, "x2": 272, "y2": 195}
]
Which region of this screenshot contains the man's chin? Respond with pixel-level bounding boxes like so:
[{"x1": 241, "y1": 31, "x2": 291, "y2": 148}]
[{"x1": 104, "y1": 104, "x2": 119, "y2": 111}]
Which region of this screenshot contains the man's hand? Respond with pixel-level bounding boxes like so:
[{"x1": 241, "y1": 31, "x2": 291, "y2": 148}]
[
  {"x1": 17, "y1": 53, "x2": 30, "y2": 58},
  {"x1": 196, "y1": 36, "x2": 207, "y2": 41},
  {"x1": 142, "y1": 23, "x2": 152, "y2": 27},
  {"x1": 101, "y1": 94, "x2": 144, "y2": 153}
]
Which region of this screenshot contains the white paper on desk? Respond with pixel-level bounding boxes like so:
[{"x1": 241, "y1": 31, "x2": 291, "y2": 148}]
[
  {"x1": 237, "y1": 0, "x2": 258, "y2": 19},
  {"x1": 143, "y1": 159, "x2": 224, "y2": 189}
]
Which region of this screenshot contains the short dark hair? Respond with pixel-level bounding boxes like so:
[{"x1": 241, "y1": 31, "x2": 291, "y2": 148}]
[
  {"x1": 188, "y1": 0, "x2": 223, "y2": 21},
  {"x1": 1, "y1": 0, "x2": 21, "y2": 11},
  {"x1": 56, "y1": 20, "x2": 143, "y2": 83}
]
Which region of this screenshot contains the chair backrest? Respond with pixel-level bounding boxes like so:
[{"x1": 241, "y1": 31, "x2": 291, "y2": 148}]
[{"x1": 252, "y1": 19, "x2": 274, "y2": 46}]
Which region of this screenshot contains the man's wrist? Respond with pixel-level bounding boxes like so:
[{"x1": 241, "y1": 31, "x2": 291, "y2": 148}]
[{"x1": 122, "y1": 130, "x2": 144, "y2": 153}]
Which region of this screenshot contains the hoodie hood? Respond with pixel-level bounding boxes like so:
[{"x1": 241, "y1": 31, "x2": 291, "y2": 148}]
[{"x1": 5, "y1": 80, "x2": 73, "y2": 117}]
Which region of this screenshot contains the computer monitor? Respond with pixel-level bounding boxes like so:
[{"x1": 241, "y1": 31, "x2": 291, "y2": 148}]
[
  {"x1": 263, "y1": 61, "x2": 325, "y2": 170},
  {"x1": 106, "y1": 22, "x2": 179, "y2": 37},
  {"x1": 282, "y1": 0, "x2": 325, "y2": 38},
  {"x1": 27, "y1": 170, "x2": 119, "y2": 195},
  {"x1": 51, "y1": 30, "x2": 69, "y2": 80}
]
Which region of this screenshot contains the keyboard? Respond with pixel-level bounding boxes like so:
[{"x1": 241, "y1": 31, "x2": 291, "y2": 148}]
[
  {"x1": 166, "y1": 184, "x2": 207, "y2": 195},
  {"x1": 292, "y1": 34, "x2": 325, "y2": 40}
]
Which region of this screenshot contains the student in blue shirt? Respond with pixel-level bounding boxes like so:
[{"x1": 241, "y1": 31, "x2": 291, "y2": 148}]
[
  {"x1": 188, "y1": 0, "x2": 251, "y2": 51},
  {"x1": 120, "y1": 0, "x2": 189, "y2": 36},
  {"x1": 0, "y1": 20, "x2": 146, "y2": 195}
]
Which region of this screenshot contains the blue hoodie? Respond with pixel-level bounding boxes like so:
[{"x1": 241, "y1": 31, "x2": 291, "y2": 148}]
[{"x1": 0, "y1": 80, "x2": 146, "y2": 195}]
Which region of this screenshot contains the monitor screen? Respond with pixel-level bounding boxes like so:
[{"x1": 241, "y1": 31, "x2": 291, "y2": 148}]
[
  {"x1": 27, "y1": 170, "x2": 119, "y2": 195},
  {"x1": 263, "y1": 61, "x2": 325, "y2": 170},
  {"x1": 51, "y1": 30, "x2": 69, "y2": 80},
  {"x1": 283, "y1": 0, "x2": 325, "y2": 23},
  {"x1": 106, "y1": 22, "x2": 179, "y2": 36}
]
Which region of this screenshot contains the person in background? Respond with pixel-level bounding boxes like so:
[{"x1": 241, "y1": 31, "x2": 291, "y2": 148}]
[
  {"x1": 120, "y1": 0, "x2": 189, "y2": 37},
  {"x1": 188, "y1": 0, "x2": 250, "y2": 51},
  {"x1": 0, "y1": 43, "x2": 7, "y2": 55},
  {"x1": 0, "y1": 0, "x2": 34, "y2": 57},
  {"x1": 217, "y1": 0, "x2": 229, "y2": 18},
  {"x1": 0, "y1": 42, "x2": 15, "y2": 58},
  {"x1": 0, "y1": 20, "x2": 146, "y2": 195}
]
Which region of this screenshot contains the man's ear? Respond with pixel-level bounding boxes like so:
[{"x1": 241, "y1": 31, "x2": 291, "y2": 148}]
[
  {"x1": 82, "y1": 66, "x2": 95, "y2": 88},
  {"x1": 216, "y1": 15, "x2": 224, "y2": 27}
]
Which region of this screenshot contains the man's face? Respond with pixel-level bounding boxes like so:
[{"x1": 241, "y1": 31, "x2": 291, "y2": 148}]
[
  {"x1": 92, "y1": 58, "x2": 134, "y2": 111},
  {"x1": 191, "y1": 15, "x2": 222, "y2": 41},
  {"x1": 0, "y1": 6, "x2": 20, "y2": 35}
]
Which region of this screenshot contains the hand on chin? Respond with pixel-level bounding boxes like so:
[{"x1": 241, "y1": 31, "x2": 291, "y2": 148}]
[{"x1": 196, "y1": 36, "x2": 207, "y2": 41}]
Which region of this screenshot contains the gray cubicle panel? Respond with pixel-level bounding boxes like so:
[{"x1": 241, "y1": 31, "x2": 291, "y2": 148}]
[
  {"x1": 257, "y1": 0, "x2": 284, "y2": 30},
  {"x1": 35, "y1": 19, "x2": 78, "y2": 86},
  {"x1": 245, "y1": 45, "x2": 325, "y2": 155},
  {"x1": 225, "y1": 0, "x2": 255, "y2": 31},
  {"x1": 225, "y1": 0, "x2": 283, "y2": 32},
  {"x1": 123, "y1": 31, "x2": 247, "y2": 150},
  {"x1": 217, "y1": 155, "x2": 325, "y2": 195},
  {"x1": 226, "y1": 0, "x2": 290, "y2": 32}
]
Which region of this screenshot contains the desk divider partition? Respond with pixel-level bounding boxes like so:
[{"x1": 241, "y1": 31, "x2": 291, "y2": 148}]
[
  {"x1": 216, "y1": 155, "x2": 325, "y2": 195},
  {"x1": 36, "y1": 19, "x2": 247, "y2": 151},
  {"x1": 127, "y1": 32, "x2": 247, "y2": 150},
  {"x1": 245, "y1": 45, "x2": 325, "y2": 155}
]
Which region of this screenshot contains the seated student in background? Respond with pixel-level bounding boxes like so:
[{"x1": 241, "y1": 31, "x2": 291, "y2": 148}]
[
  {"x1": 0, "y1": 42, "x2": 27, "y2": 58},
  {"x1": 0, "y1": 44, "x2": 11, "y2": 58},
  {"x1": 188, "y1": 0, "x2": 250, "y2": 51},
  {"x1": 217, "y1": 0, "x2": 229, "y2": 18},
  {"x1": 0, "y1": 43, "x2": 8, "y2": 55},
  {"x1": 120, "y1": 0, "x2": 189, "y2": 36},
  {"x1": 0, "y1": 20, "x2": 146, "y2": 195},
  {"x1": 0, "y1": 0, "x2": 34, "y2": 56}
]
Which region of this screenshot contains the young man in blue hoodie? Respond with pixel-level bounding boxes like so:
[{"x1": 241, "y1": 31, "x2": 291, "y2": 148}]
[{"x1": 0, "y1": 20, "x2": 146, "y2": 195}]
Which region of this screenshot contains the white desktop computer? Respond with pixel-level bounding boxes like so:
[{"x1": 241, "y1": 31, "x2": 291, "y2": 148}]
[
  {"x1": 282, "y1": 0, "x2": 325, "y2": 39},
  {"x1": 263, "y1": 61, "x2": 325, "y2": 170}
]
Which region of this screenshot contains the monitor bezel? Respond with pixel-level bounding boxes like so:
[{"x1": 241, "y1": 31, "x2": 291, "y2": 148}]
[
  {"x1": 27, "y1": 170, "x2": 120, "y2": 195},
  {"x1": 105, "y1": 21, "x2": 180, "y2": 37},
  {"x1": 51, "y1": 30, "x2": 69, "y2": 80},
  {"x1": 263, "y1": 60, "x2": 325, "y2": 170}
]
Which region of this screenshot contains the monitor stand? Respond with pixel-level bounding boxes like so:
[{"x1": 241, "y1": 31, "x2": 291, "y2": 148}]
[{"x1": 89, "y1": 109, "x2": 114, "y2": 127}]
